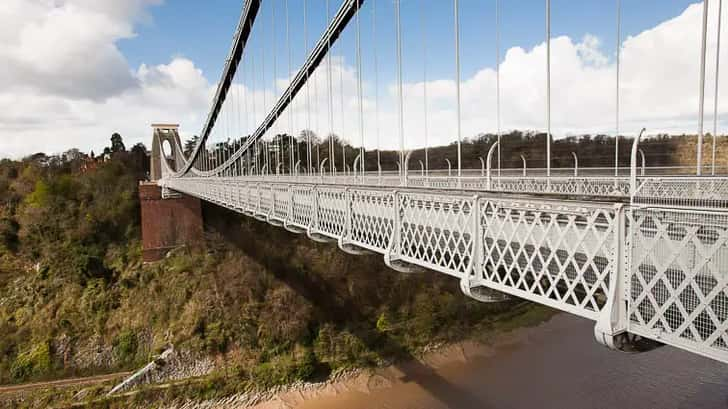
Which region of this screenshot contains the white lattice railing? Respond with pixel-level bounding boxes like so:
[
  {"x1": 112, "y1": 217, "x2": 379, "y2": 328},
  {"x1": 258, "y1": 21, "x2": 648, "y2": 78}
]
[
  {"x1": 627, "y1": 208, "x2": 728, "y2": 363},
  {"x1": 633, "y1": 177, "x2": 728, "y2": 209},
  {"x1": 161, "y1": 176, "x2": 728, "y2": 363},
  {"x1": 165, "y1": 177, "x2": 621, "y2": 321},
  {"x1": 476, "y1": 199, "x2": 618, "y2": 320},
  {"x1": 198, "y1": 173, "x2": 633, "y2": 197}
]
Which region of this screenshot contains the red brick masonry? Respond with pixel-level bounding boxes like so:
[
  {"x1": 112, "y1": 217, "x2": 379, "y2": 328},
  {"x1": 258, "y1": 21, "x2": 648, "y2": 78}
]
[{"x1": 139, "y1": 182, "x2": 203, "y2": 262}]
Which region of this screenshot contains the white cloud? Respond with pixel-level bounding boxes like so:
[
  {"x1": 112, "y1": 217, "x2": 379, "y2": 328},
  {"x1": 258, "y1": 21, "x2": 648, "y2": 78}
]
[
  {"x1": 0, "y1": 0, "x2": 211, "y2": 158},
  {"x1": 0, "y1": 1, "x2": 724, "y2": 160},
  {"x1": 384, "y1": 1, "x2": 725, "y2": 150}
]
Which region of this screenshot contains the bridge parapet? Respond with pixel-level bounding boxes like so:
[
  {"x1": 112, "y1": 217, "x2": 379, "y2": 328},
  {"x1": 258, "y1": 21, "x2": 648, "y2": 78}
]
[
  {"x1": 627, "y1": 207, "x2": 728, "y2": 362},
  {"x1": 159, "y1": 176, "x2": 728, "y2": 363}
]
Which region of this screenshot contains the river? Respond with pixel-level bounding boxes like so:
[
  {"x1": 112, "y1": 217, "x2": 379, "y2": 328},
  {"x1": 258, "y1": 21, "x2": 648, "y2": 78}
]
[{"x1": 290, "y1": 314, "x2": 728, "y2": 409}]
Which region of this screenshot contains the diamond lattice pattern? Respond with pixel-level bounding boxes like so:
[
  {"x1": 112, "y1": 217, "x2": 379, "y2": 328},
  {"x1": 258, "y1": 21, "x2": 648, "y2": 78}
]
[
  {"x1": 479, "y1": 199, "x2": 616, "y2": 319},
  {"x1": 398, "y1": 193, "x2": 475, "y2": 275},
  {"x1": 629, "y1": 209, "x2": 728, "y2": 358},
  {"x1": 349, "y1": 190, "x2": 394, "y2": 251}
]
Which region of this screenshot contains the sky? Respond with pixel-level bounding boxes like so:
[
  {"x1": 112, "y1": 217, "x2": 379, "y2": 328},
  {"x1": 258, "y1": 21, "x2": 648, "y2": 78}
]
[{"x1": 0, "y1": 0, "x2": 724, "y2": 158}]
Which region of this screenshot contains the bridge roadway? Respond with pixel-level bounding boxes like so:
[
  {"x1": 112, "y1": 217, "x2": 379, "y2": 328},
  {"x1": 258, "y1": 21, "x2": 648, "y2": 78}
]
[{"x1": 161, "y1": 174, "x2": 728, "y2": 365}]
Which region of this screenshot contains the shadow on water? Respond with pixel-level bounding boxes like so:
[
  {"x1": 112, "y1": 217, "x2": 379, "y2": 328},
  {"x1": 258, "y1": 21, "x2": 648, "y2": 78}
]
[{"x1": 203, "y1": 203, "x2": 494, "y2": 409}]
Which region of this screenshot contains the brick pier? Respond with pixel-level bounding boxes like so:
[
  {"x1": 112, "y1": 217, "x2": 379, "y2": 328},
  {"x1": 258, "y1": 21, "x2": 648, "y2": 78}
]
[{"x1": 139, "y1": 182, "x2": 203, "y2": 262}]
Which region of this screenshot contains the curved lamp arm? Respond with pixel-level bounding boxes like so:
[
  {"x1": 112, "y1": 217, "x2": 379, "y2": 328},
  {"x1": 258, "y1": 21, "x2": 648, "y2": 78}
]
[
  {"x1": 630, "y1": 128, "x2": 647, "y2": 196},
  {"x1": 486, "y1": 142, "x2": 500, "y2": 190}
]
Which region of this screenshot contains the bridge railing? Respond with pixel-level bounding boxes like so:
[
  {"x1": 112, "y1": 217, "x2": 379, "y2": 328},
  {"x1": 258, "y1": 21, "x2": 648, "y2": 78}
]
[
  {"x1": 165, "y1": 177, "x2": 621, "y2": 322},
  {"x1": 627, "y1": 207, "x2": 728, "y2": 362},
  {"x1": 162, "y1": 176, "x2": 728, "y2": 363},
  {"x1": 632, "y1": 177, "x2": 728, "y2": 208},
  {"x1": 197, "y1": 173, "x2": 634, "y2": 197},
  {"x1": 182, "y1": 171, "x2": 728, "y2": 203}
]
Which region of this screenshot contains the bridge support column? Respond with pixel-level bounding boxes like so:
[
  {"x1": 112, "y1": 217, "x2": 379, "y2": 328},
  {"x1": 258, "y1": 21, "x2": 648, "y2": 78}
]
[{"x1": 139, "y1": 182, "x2": 204, "y2": 262}]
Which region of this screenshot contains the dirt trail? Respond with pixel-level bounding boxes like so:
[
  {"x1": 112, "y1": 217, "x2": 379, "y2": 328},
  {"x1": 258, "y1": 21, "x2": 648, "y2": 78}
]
[{"x1": 0, "y1": 372, "x2": 131, "y2": 395}]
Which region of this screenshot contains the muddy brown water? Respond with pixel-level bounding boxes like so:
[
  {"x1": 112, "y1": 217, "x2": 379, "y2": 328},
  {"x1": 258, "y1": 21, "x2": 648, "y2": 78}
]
[{"x1": 294, "y1": 314, "x2": 728, "y2": 409}]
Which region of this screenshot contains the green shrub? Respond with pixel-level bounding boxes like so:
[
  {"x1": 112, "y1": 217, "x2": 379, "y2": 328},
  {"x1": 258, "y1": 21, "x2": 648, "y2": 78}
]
[
  {"x1": 252, "y1": 362, "x2": 288, "y2": 388},
  {"x1": 10, "y1": 341, "x2": 51, "y2": 381},
  {"x1": 204, "y1": 321, "x2": 228, "y2": 354},
  {"x1": 294, "y1": 349, "x2": 318, "y2": 380},
  {"x1": 113, "y1": 330, "x2": 138, "y2": 364},
  {"x1": 0, "y1": 217, "x2": 19, "y2": 252},
  {"x1": 376, "y1": 312, "x2": 392, "y2": 333}
]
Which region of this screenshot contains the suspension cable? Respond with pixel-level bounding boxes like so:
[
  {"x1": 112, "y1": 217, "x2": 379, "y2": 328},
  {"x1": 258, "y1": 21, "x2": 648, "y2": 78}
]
[
  {"x1": 615, "y1": 0, "x2": 621, "y2": 177},
  {"x1": 373, "y1": 0, "x2": 381, "y2": 174},
  {"x1": 421, "y1": 2, "x2": 429, "y2": 176},
  {"x1": 713, "y1": 0, "x2": 723, "y2": 175},
  {"x1": 546, "y1": 0, "x2": 551, "y2": 178},
  {"x1": 395, "y1": 0, "x2": 405, "y2": 183},
  {"x1": 314, "y1": 57, "x2": 320, "y2": 172},
  {"x1": 253, "y1": 30, "x2": 259, "y2": 175},
  {"x1": 261, "y1": 2, "x2": 267, "y2": 170},
  {"x1": 454, "y1": 0, "x2": 462, "y2": 184},
  {"x1": 356, "y1": 0, "x2": 365, "y2": 175},
  {"x1": 224, "y1": 86, "x2": 229, "y2": 170},
  {"x1": 243, "y1": 19, "x2": 249, "y2": 159},
  {"x1": 311, "y1": 10, "x2": 320, "y2": 174},
  {"x1": 242, "y1": 24, "x2": 248, "y2": 142},
  {"x1": 236, "y1": 60, "x2": 242, "y2": 176},
  {"x1": 223, "y1": 95, "x2": 228, "y2": 174},
  {"x1": 304, "y1": 0, "x2": 312, "y2": 173},
  {"x1": 272, "y1": 0, "x2": 280, "y2": 175},
  {"x1": 496, "y1": 0, "x2": 501, "y2": 177},
  {"x1": 340, "y1": 32, "x2": 346, "y2": 174},
  {"x1": 698, "y1": 0, "x2": 709, "y2": 175},
  {"x1": 286, "y1": 0, "x2": 293, "y2": 175},
  {"x1": 327, "y1": 0, "x2": 336, "y2": 175}
]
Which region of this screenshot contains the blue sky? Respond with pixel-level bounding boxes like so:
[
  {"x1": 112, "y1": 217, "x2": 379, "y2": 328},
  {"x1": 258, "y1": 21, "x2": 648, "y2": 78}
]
[
  {"x1": 120, "y1": 0, "x2": 698, "y2": 86},
  {"x1": 2, "y1": 0, "x2": 717, "y2": 157}
]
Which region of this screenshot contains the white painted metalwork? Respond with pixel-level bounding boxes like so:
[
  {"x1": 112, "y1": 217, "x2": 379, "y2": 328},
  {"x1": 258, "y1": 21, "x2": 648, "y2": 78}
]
[
  {"x1": 628, "y1": 207, "x2": 728, "y2": 362},
  {"x1": 698, "y1": 0, "x2": 710, "y2": 175},
  {"x1": 159, "y1": 165, "x2": 728, "y2": 363}
]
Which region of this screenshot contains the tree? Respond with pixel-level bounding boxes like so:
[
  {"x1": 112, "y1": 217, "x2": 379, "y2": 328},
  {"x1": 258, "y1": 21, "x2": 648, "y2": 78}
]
[
  {"x1": 129, "y1": 143, "x2": 150, "y2": 179},
  {"x1": 62, "y1": 149, "x2": 82, "y2": 162},
  {"x1": 130, "y1": 143, "x2": 147, "y2": 156},
  {"x1": 184, "y1": 135, "x2": 200, "y2": 157},
  {"x1": 110, "y1": 133, "x2": 126, "y2": 153}
]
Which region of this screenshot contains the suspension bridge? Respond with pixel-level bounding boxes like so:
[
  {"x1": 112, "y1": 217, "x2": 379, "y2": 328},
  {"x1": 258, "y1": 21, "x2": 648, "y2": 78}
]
[{"x1": 148, "y1": 0, "x2": 728, "y2": 365}]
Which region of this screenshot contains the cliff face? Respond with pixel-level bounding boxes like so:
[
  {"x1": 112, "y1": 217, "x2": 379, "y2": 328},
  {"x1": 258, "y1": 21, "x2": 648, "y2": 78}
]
[{"x1": 670, "y1": 135, "x2": 728, "y2": 172}]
